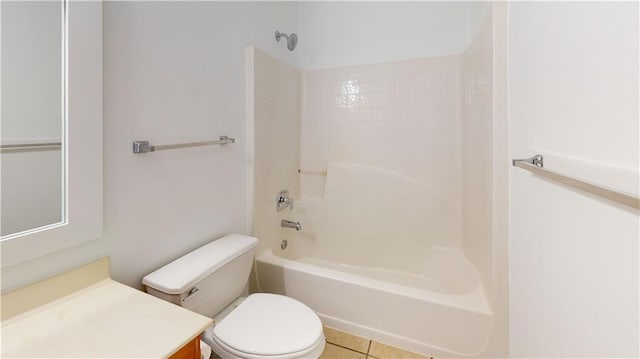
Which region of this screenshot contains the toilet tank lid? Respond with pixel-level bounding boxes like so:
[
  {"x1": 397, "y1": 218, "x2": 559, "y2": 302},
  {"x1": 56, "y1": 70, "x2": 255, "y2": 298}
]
[{"x1": 142, "y1": 234, "x2": 259, "y2": 295}]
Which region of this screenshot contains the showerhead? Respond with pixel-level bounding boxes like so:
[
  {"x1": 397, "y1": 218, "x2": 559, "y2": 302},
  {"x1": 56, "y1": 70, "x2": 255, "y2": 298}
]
[
  {"x1": 286, "y1": 33, "x2": 298, "y2": 51},
  {"x1": 275, "y1": 30, "x2": 297, "y2": 51}
]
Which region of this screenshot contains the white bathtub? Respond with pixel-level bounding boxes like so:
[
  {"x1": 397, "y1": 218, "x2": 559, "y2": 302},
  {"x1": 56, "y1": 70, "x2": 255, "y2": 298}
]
[
  {"x1": 254, "y1": 164, "x2": 493, "y2": 356},
  {"x1": 256, "y1": 245, "x2": 493, "y2": 357}
]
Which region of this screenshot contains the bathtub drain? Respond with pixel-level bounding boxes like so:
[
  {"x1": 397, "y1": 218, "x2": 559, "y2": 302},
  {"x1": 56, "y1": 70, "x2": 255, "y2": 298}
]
[{"x1": 280, "y1": 239, "x2": 288, "y2": 250}]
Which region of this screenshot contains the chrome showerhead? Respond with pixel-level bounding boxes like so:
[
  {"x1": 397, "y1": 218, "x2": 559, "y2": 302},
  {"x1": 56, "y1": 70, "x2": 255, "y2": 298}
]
[{"x1": 275, "y1": 30, "x2": 297, "y2": 51}]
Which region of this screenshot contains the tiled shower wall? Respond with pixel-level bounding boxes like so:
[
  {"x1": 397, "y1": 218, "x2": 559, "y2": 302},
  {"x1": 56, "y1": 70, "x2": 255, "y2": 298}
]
[{"x1": 300, "y1": 56, "x2": 463, "y2": 246}]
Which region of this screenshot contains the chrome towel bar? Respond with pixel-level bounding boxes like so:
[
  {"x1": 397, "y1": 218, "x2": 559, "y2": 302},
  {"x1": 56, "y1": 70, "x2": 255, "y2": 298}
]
[
  {"x1": 132, "y1": 136, "x2": 235, "y2": 154},
  {"x1": 513, "y1": 155, "x2": 640, "y2": 210},
  {"x1": 298, "y1": 169, "x2": 327, "y2": 176},
  {"x1": 1, "y1": 142, "x2": 62, "y2": 153}
]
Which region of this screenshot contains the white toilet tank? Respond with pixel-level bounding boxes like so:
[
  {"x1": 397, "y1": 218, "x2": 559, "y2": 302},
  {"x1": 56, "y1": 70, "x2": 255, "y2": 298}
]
[{"x1": 142, "y1": 234, "x2": 259, "y2": 318}]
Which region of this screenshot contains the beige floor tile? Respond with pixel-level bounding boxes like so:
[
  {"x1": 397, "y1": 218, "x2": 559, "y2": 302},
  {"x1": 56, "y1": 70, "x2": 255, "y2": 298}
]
[
  {"x1": 368, "y1": 341, "x2": 431, "y2": 359},
  {"x1": 320, "y1": 343, "x2": 367, "y2": 359},
  {"x1": 323, "y1": 326, "x2": 371, "y2": 353}
]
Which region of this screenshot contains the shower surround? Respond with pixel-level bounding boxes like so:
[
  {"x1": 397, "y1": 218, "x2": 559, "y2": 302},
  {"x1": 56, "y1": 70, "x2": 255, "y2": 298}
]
[
  {"x1": 249, "y1": 6, "x2": 507, "y2": 357},
  {"x1": 298, "y1": 55, "x2": 463, "y2": 246}
]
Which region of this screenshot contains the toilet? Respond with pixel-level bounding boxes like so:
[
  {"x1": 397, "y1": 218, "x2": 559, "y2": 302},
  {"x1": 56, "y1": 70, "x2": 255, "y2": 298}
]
[{"x1": 142, "y1": 234, "x2": 325, "y2": 359}]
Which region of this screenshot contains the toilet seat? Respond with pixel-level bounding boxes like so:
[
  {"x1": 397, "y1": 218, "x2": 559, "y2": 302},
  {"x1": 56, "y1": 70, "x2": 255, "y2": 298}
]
[
  {"x1": 209, "y1": 293, "x2": 325, "y2": 359},
  {"x1": 210, "y1": 333, "x2": 325, "y2": 359}
]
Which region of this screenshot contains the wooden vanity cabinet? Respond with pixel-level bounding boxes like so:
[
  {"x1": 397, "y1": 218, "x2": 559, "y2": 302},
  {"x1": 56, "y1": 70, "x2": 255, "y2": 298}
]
[{"x1": 169, "y1": 335, "x2": 201, "y2": 359}]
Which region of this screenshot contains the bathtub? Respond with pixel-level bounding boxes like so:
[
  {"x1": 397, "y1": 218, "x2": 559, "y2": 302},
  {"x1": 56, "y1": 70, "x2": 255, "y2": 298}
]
[
  {"x1": 256, "y1": 245, "x2": 492, "y2": 357},
  {"x1": 254, "y1": 164, "x2": 493, "y2": 356}
]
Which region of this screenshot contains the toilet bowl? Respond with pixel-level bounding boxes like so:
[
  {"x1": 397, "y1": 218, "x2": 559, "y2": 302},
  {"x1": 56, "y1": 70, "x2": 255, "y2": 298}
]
[
  {"x1": 142, "y1": 234, "x2": 325, "y2": 359},
  {"x1": 204, "y1": 294, "x2": 325, "y2": 359}
]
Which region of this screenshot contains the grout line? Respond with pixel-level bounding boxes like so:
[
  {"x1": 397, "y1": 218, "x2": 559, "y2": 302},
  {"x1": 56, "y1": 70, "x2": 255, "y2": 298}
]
[
  {"x1": 367, "y1": 339, "x2": 377, "y2": 359},
  {"x1": 325, "y1": 341, "x2": 369, "y2": 355},
  {"x1": 323, "y1": 327, "x2": 433, "y2": 359}
]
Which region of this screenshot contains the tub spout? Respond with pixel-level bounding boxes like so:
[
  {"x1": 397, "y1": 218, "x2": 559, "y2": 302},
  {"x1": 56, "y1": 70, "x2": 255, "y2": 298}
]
[{"x1": 281, "y1": 220, "x2": 302, "y2": 231}]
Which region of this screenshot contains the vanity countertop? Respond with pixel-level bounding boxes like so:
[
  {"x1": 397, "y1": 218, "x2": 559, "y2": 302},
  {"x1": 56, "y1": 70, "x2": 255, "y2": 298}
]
[{"x1": 1, "y1": 278, "x2": 212, "y2": 358}]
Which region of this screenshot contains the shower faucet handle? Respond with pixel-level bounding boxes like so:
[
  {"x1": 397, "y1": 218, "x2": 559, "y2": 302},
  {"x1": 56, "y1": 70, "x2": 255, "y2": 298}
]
[{"x1": 276, "y1": 190, "x2": 294, "y2": 211}]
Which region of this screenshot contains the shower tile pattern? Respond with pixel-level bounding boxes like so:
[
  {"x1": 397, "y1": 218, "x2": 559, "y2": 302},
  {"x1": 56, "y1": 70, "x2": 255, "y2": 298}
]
[
  {"x1": 300, "y1": 56, "x2": 463, "y2": 247},
  {"x1": 319, "y1": 326, "x2": 433, "y2": 359}
]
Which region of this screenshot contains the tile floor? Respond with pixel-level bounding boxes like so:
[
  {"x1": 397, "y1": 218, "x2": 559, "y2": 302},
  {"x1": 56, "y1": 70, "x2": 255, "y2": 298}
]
[{"x1": 319, "y1": 326, "x2": 433, "y2": 359}]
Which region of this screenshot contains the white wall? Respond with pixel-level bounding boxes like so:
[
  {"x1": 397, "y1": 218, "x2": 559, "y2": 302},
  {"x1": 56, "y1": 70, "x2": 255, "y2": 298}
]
[
  {"x1": 297, "y1": 1, "x2": 474, "y2": 70},
  {"x1": 103, "y1": 2, "x2": 298, "y2": 288},
  {"x1": 509, "y1": 2, "x2": 639, "y2": 357},
  {"x1": 1, "y1": 1, "x2": 63, "y2": 236},
  {"x1": 469, "y1": 2, "x2": 491, "y2": 45}
]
